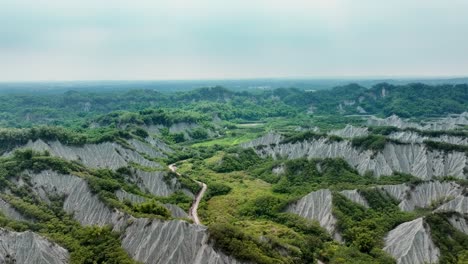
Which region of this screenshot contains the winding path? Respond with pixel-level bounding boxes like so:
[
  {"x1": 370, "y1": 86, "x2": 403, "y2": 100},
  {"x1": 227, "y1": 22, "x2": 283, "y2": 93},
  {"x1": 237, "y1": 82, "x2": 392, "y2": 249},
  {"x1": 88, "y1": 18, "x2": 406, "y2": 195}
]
[{"x1": 169, "y1": 164, "x2": 207, "y2": 225}]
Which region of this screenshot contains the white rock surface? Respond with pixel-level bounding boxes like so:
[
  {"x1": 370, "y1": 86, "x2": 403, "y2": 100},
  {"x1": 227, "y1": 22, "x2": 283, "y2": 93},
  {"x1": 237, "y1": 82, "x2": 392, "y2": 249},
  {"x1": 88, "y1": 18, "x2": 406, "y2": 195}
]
[
  {"x1": 286, "y1": 189, "x2": 339, "y2": 239},
  {"x1": 448, "y1": 215, "x2": 468, "y2": 234},
  {"x1": 116, "y1": 190, "x2": 147, "y2": 204},
  {"x1": 0, "y1": 198, "x2": 29, "y2": 222},
  {"x1": 383, "y1": 217, "x2": 439, "y2": 264},
  {"x1": 328, "y1": 125, "x2": 369, "y2": 138},
  {"x1": 367, "y1": 112, "x2": 468, "y2": 131},
  {"x1": 339, "y1": 190, "x2": 369, "y2": 208},
  {"x1": 10, "y1": 140, "x2": 161, "y2": 170},
  {"x1": 251, "y1": 137, "x2": 467, "y2": 179},
  {"x1": 378, "y1": 184, "x2": 410, "y2": 202},
  {"x1": 129, "y1": 139, "x2": 167, "y2": 158},
  {"x1": 398, "y1": 181, "x2": 462, "y2": 211},
  {"x1": 436, "y1": 195, "x2": 468, "y2": 214},
  {"x1": 0, "y1": 228, "x2": 69, "y2": 264},
  {"x1": 240, "y1": 132, "x2": 282, "y2": 148},
  {"x1": 23, "y1": 170, "x2": 240, "y2": 264},
  {"x1": 122, "y1": 219, "x2": 243, "y2": 264},
  {"x1": 388, "y1": 131, "x2": 468, "y2": 145}
]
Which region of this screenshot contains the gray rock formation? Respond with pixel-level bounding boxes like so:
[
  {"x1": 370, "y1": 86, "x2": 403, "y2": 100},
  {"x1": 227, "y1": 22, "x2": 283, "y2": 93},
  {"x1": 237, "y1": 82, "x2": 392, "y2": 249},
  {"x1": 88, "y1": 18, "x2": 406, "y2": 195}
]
[
  {"x1": 164, "y1": 204, "x2": 189, "y2": 218},
  {"x1": 22, "y1": 170, "x2": 240, "y2": 264},
  {"x1": 339, "y1": 190, "x2": 369, "y2": 208},
  {"x1": 328, "y1": 125, "x2": 369, "y2": 138},
  {"x1": 436, "y1": 195, "x2": 468, "y2": 214},
  {"x1": 0, "y1": 198, "x2": 29, "y2": 222},
  {"x1": 27, "y1": 170, "x2": 117, "y2": 226},
  {"x1": 383, "y1": 217, "x2": 439, "y2": 264},
  {"x1": 122, "y1": 218, "x2": 242, "y2": 264},
  {"x1": 240, "y1": 132, "x2": 282, "y2": 148},
  {"x1": 367, "y1": 112, "x2": 468, "y2": 131},
  {"x1": 0, "y1": 228, "x2": 69, "y2": 264},
  {"x1": 388, "y1": 131, "x2": 468, "y2": 145},
  {"x1": 286, "y1": 189, "x2": 340, "y2": 240},
  {"x1": 378, "y1": 184, "x2": 410, "y2": 201},
  {"x1": 398, "y1": 181, "x2": 462, "y2": 211},
  {"x1": 116, "y1": 190, "x2": 147, "y2": 204},
  {"x1": 251, "y1": 137, "x2": 467, "y2": 179},
  {"x1": 128, "y1": 139, "x2": 167, "y2": 158},
  {"x1": 132, "y1": 170, "x2": 193, "y2": 198},
  {"x1": 9, "y1": 140, "x2": 161, "y2": 170},
  {"x1": 448, "y1": 215, "x2": 468, "y2": 234}
]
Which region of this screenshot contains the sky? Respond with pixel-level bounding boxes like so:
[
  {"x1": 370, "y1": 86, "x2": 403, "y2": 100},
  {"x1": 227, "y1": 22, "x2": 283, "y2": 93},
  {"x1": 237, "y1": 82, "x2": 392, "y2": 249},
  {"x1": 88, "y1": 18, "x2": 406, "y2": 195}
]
[{"x1": 0, "y1": 0, "x2": 467, "y2": 81}]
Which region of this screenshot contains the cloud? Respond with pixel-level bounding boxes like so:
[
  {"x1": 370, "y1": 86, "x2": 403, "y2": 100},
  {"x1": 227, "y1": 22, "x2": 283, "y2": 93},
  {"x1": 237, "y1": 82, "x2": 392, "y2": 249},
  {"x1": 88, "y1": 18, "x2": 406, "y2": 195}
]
[{"x1": 0, "y1": 0, "x2": 467, "y2": 80}]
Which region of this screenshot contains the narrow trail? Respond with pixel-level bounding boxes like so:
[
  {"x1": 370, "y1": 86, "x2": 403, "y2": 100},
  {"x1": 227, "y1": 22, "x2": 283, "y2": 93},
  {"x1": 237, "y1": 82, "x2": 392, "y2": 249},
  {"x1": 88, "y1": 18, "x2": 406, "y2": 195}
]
[{"x1": 169, "y1": 164, "x2": 206, "y2": 225}]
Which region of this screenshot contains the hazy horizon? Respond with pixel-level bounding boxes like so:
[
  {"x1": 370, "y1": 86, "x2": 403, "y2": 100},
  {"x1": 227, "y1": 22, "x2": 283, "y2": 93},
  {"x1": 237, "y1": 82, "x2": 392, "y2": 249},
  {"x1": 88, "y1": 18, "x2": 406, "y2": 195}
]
[{"x1": 1, "y1": 0, "x2": 468, "y2": 81}]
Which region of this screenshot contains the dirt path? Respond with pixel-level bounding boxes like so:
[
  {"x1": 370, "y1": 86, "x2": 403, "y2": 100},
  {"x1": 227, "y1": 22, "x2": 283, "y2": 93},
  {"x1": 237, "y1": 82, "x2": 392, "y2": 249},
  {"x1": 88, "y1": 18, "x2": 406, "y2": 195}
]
[{"x1": 169, "y1": 164, "x2": 206, "y2": 225}]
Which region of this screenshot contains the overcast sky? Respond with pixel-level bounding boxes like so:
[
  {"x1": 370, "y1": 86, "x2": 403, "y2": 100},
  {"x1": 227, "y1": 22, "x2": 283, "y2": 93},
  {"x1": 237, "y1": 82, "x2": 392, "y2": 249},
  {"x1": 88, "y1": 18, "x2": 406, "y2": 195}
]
[{"x1": 1, "y1": 0, "x2": 467, "y2": 81}]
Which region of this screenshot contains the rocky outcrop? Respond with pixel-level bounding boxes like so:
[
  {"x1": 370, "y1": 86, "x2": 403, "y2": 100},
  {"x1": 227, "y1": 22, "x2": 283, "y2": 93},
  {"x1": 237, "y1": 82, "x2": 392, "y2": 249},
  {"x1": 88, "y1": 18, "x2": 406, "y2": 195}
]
[
  {"x1": 398, "y1": 182, "x2": 462, "y2": 211},
  {"x1": 339, "y1": 190, "x2": 369, "y2": 208},
  {"x1": 122, "y1": 218, "x2": 241, "y2": 264},
  {"x1": 377, "y1": 181, "x2": 463, "y2": 212},
  {"x1": 27, "y1": 170, "x2": 117, "y2": 226},
  {"x1": 328, "y1": 125, "x2": 369, "y2": 138},
  {"x1": 9, "y1": 139, "x2": 161, "y2": 170},
  {"x1": 116, "y1": 190, "x2": 147, "y2": 204},
  {"x1": 251, "y1": 137, "x2": 467, "y2": 179},
  {"x1": 388, "y1": 131, "x2": 468, "y2": 145},
  {"x1": 164, "y1": 204, "x2": 189, "y2": 218},
  {"x1": 448, "y1": 215, "x2": 468, "y2": 234},
  {"x1": 132, "y1": 170, "x2": 193, "y2": 198},
  {"x1": 240, "y1": 132, "x2": 282, "y2": 148},
  {"x1": 436, "y1": 195, "x2": 468, "y2": 214},
  {"x1": 0, "y1": 228, "x2": 69, "y2": 264},
  {"x1": 0, "y1": 198, "x2": 29, "y2": 222},
  {"x1": 129, "y1": 139, "x2": 167, "y2": 158},
  {"x1": 286, "y1": 189, "x2": 340, "y2": 240},
  {"x1": 22, "y1": 170, "x2": 239, "y2": 264},
  {"x1": 383, "y1": 217, "x2": 439, "y2": 264},
  {"x1": 367, "y1": 112, "x2": 468, "y2": 131}
]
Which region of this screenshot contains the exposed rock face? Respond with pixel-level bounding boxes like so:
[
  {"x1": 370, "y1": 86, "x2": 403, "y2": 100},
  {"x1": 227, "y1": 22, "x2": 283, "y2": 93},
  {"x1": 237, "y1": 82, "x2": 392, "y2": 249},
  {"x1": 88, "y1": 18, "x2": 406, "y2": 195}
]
[
  {"x1": 0, "y1": 228, "x2": 69, "y2": 264},
  {"x1": 130, "y1": 170, "x2": 194, "y2": 198},
  {"x1": 116, "y1": 190, "x2": 147, "y2": 204},
  {"x1": 10, "y1": 139, "x2": 161, "y2": 170},
  {"x1": 448, "y1": 215, "x2": 468, "y2": 234},
  {"x1": 367, "y1": 112, "x2": 468, "y2": 131},
  {"x1": 240, "y1": 132, "x2": 282, "y2": 148},
  {"x1": 122, "y1": 219, "x2": 242, "y2": 264},
  {"x1": 436, "y1": 195, "x2": 468, "y2": 214},
  {"x1": 328, "y1": 125, "x2": 369, "y2": 138},
  {"x1": 115, "y1": 190, "x2": 188, "y2": 218},
  {"x1": 23, "y1": 170, "x2": 240, "y2": 264},
  {"x1": 388, "y1": 131, "x2": 468, "y2": 145},
  {"x1": 145, "y1": 137, "x2": 174, "y2": 153},
  {"x1": 27, "y1": 170, "x2": 117, "y2": 226},
  {"x1": 377, "y1": 181, "x2": 463, "y2": 212},
  {"x1": 286, "y1": 189, "x2": 339, "y2": 239},
  {"x1": 339, "y1": 190, "x2": 369, "y2": 208},
  {"x1": 383, "y1": 217, "x2": 439, "y2": 264},
  {"x1": 0, "y1": 198, "x2": 29, "y2": 222},
  {"x1": 378, "y1": 184, "x2": 410, "y2": 201},
  {"x1": 164, "y1": 204, "x2": 189, "y2": 218},
  {"x1": 129, "y1": 139, "x2": 167, "y2": 158},
  {"x1": 251, "y1": 137, "x2": 467, "y2": 179},
  {"x1": 398, "y1": 182, "x2": 462, "y2": 211}
]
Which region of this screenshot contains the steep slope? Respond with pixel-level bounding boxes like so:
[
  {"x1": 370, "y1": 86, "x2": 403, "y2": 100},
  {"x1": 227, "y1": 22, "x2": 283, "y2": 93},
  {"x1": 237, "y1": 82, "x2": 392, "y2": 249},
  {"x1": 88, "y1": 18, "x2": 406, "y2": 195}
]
[
  {"x1": 248, "y1": 134, "x2": 467, "y2": 179},
  {"x1": 286, "y1": 189, "x2": 341, "y2": 240},
  {"x1": 328, "y1": 125, "x2": 369, "y2": 138},
  {"x1": 367, "y1": 112, "x2": 468, "y2": 131},
  {"x1": 388, "y1": 131, "x2": 468, "y2": 145},
  {"x1": 8, "y1": 139, "x2": 161, "y2": 170},
  {"x1": 17, "y1": 170, "x2": 241, "y2": 264},
  {"x1": 383, "y1": 217, "x2": 439, "y2": 264},
  {"x1": 339, "y1": 190, "x2": 369, "y2": 208},
  {"x1": 0, "y1": 228, "x2": 69, "y2": 264},
  {"x1": 0, "y1": 198, "x2": 29, "y2": 222}
]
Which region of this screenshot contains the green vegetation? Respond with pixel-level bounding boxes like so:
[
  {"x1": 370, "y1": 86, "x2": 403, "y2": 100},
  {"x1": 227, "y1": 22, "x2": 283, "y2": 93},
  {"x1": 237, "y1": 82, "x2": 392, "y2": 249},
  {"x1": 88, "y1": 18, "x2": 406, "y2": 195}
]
[{"x1": 425, "y1": 213, "x2": 468, "y2": 264}]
